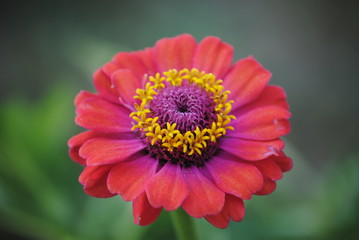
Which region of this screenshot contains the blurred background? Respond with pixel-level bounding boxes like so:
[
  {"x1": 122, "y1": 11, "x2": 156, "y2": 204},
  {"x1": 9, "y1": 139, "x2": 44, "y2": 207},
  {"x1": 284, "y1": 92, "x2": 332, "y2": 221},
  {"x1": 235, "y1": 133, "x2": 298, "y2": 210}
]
[{"x1": 1, "y1": 0, "x2": 358, "y2": 239}]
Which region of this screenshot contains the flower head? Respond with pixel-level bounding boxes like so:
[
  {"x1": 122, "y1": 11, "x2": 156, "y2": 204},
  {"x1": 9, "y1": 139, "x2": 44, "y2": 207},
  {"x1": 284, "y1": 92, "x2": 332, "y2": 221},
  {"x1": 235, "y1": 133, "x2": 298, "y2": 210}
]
[{"x1": 68, "y1": 34, "x2": 292, "y2": 228}]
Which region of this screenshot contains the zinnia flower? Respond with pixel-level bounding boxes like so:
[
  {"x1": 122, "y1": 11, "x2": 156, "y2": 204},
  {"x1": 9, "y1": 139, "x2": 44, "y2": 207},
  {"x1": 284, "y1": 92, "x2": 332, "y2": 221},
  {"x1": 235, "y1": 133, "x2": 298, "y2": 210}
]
[{"x1": 68, "y1": 34, "x2": 292, "y2": 228}]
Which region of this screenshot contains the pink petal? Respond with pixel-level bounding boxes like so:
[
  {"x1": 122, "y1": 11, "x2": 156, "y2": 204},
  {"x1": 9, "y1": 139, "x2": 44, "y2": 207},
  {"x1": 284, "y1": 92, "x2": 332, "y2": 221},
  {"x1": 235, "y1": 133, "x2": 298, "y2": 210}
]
[
  {"x1": 69, "y1": 147, "x2": 86, "y2": 165},
  {"x1": 235, "y1": 86, "x2": 289, "y2": 114},
  {"x1": 223, "y1": 56, "x2": 271, "y2": 109},
  {"x1": 272, "y1": 151, "x2": 293, "y2": 172},
  {"x1": 182, "y1": 167, "x2": 225, "y2": 218},
  {"x1": 107, "y1": 155, "x2": 157, "y2": 201},
  {"x1": 101, "y1": 61, "x2": 121, "y2": 77},
  {"x1": 205, "y1": 194, "x2": 245, "y2": 228},
  {"x1": 74, "y1": 90, "x2": 98, "y2": 107},
  {"x1": 75, "y1": 97, "x2": 132, "y2": 133},
  {"x1": 253, "y1": 158, "x2": 283, "y2": 181},
  {"x1": 255, "y1": 178, "x2": 276, "y2": 195},
  {"x1": 79, "y1": 165, "x2": 115, "y2": 198},
  {"x1": 93, "y1": 69, "x2": 119, "y2": 103},
  {"x1": 204, "y1": 208, "x2": 229, "y2": 229},
  {"x1": 225, "y1": 194, "x2": 245, "y2": 222},
  {"x1": 68, "y1": 131, "x2": 106, "y2": 165},
  {"x1": 227, "y1": 106, "x2": 291, "y2": 141},
  {"x1": 133, "y1": 48, "x2": 157, "y2": 77},
  {"x1": 153, "y1": 34, "x2": 197, "y2": 72},
  {"x1": 79, "y1": 138, "x2": 146, "y2": 166},
  {"x1": 133, "y1": 192, "x2": 162, "y2": 226},
  {"x1": 68, "y1": 131, "x2": 108, "y2": 148},
  {"x1": 112, "y1": 52, "x2": 149, "y2": 82},
  {"x1": 193, "y1": 36, "x2": 233, "y2": 79},
  {"x1": 206, "y1": 157, "x2": 263, "y2": 200},
  {"x1": 220, "y1": 137, "x2": 285, "y2": 161},
  {"x1": 112, "y1": 69, "x2": 140, "y2": 108},
  {"x1": 146, "y1": 163, "x2": 188, "y2": 211}
]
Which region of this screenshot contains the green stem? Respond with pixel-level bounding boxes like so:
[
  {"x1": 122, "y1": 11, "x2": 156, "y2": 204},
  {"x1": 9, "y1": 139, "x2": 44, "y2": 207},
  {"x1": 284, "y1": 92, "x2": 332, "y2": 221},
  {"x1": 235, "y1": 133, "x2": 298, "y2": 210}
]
[{"x1": 170, "y1": 208, "x2": 199, "y2": 240}]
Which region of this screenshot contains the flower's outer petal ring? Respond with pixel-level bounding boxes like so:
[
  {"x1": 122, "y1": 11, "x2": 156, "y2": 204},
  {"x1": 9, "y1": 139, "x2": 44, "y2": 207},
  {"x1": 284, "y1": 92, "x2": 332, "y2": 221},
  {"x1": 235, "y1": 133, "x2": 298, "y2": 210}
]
[
  {"x1": 193, "y1": 36, "x2": 234, "y2": 79},
  {"x1": 223, "y1": 56, "x2": 271, "y2": 109},
  {"x1": 112, "y1": 69, "x2": 140, "y2": 109},
  {"x1": 255, "y1": 178, "x2": 277, "y2": 195},
  {"x1": 204, "y1": 207, "x2": 229, "y2": 229},
  {"x1": 272, "y1": 151, "x2": 293, "y2": 172},
  {"x1": 153, "y1": 34, "x2": 197, "y2": 73},
  {"x1": 79, "y1": 165, "x2": 115, "y2": 198},
  {"x1": 74, "y1": 90, "x2": 99, "y2": 107},
  {"x1": 133, "y1": 48, "x2": 157, "y2": 77},
  {"x1": 234, "y1": 86, "x2": 289, "y2": 114},
  {"x1": 220, "y1": 137, "x2": 285, "y2": 161},
  {"x1": 75, "y1": 97, "x2": 132, "y2": 133},
  {"x1": 133, "y1": 192, "x2": 162, "y2": 226},
  {"x1": 112, "y1": 51, "x2": 150, "y2": 83},
  {"x1": 68, "y1": 131, "x2": 109, "y2": 165},
  {"x1": 145, "y1": 163, "x2": 188, "y2": 211},
  {"x1": 79, "y1": 138, "x2": 146, "y2": 166},
  {"x1": 205, "y1": 194, "x2": 245, "y2": 228},
  {"x1": 206, "y1": 156, "x2": 263, "y2": 200},
  {"x1": 253, "y1": 158, "x2": 283, "y2": 181},
  {"x1": 228, "y1": 106, "x2": 291, "y2": 141},
  {"x1": 107, "y1": 155, "x2": 158, "y2": 201},
  {"x1": 93, "y1": 69, "x2": 120, "y2": 103},
  {"x1": 182, "y1": 167, "x2": 225, "y2": 218}
]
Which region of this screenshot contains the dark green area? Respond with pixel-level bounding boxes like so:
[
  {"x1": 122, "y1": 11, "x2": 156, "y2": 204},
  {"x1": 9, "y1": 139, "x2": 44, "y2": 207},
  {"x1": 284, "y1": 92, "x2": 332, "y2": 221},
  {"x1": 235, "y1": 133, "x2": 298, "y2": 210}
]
[{"x1": 1, "y1": 0, "x2": 358, "y2": 239}]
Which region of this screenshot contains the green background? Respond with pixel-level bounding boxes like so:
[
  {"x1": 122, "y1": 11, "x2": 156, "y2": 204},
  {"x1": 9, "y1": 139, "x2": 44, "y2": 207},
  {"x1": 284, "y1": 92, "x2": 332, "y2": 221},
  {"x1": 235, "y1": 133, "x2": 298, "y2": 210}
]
[{"x1": 1, "y1": 0, "x2": 358, "y2": 239}]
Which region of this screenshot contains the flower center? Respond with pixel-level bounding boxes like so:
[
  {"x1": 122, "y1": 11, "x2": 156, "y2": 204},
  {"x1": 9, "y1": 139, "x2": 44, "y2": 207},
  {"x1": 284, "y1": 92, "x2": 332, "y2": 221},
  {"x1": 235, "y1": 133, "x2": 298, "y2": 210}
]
[
  {"x1": 130, "y1": 68, "x2": 235, "y2": 167},
  {"x1": 149, "y1": 85, "x2": 217, "y2": 132}
]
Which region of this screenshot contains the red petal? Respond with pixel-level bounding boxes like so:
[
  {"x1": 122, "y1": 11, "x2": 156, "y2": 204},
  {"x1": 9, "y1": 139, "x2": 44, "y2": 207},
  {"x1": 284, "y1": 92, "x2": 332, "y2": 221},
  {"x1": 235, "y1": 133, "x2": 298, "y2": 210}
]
[
  {"x1": 220, "y1": 137, "x2": 285, "y2": 161},
  {"x1": 146, "y1": 163, "x2": 188, "y2": 211},
  {"x1": 235, "y1": 86, "x2": 289, "y2": 114},
  {"x1": 75, "y1": 97, "x2": 132, "y2": 133},
  {"x1": 133, "y1": 192, "x2": 162, "y2": 226},
  {"x1": 255, "y1": 178, "x2": 277, "y2": 195},
  {"x1": 74, "y1": 90, "x2": 98, "y2": 107},
  {"x1": 182, "y1": 167, "x2": 225, "y2": 218},
  {"x1": 101, "y1": 61, "x2": 121, "y2": 77},
  {"x1": 79, "y1": 165, "x2": 115, "y2": 198},
  {"x1": 227, "y1": 106, "x2": 291, "y2": 141},
  {"x1": 68, "y1": 131, "x2": 107, "y2": 148},
  {"x1": 93, "y1": 69, "x2": 119, "y2": 103},
  {"x1": 225, "y1": 194, "x2": 245, "y2": 222},
  {"x1": 204, "y1": 208, "x2": 229, "y2": 229},
  {"x1": 68, "y1": 131, "x2": 111, "y2": 165},
  {"x1": 112, "y1": 69, "x2": 140, "y2": 108},
  {"x1": 68, "y1": 131, "x2": 133, "y2": 149},
  {"x1": 133, "y1": 48, "x2": 157, "y2": 77},
  {"x1": 272, "y1": 151, "x2": 293, "y2": 172},
  {"x1": 205, "y1": 194, "x2": 245, "y2": 228},
  {"x1": 253, "y1": 158, "x2": 283, "y2": 181},
  {"x1": 206, "y1": 157, "x2": 263, "y2": 200},
  {"x1": 79, "y1": 138, "x2": 146, "y2": 166},
  {"x1": 223, "y1": 56, "x2": 271, "y2": 109},
  {"x1": 69, "y1": 147, "x2": 86, "y2": 165},
  {"x1": 153, "y1": 34, "x2": 197, "y2": 72},
  {"x1": 113, "y1": 52, "x2": 149, "y2": 82},
  {"x1": 193, "y1": 36, "x2": 233, "y2": 78},
  {"x1": 107, "y1": 155, "x2": 157, "y2": 201}
]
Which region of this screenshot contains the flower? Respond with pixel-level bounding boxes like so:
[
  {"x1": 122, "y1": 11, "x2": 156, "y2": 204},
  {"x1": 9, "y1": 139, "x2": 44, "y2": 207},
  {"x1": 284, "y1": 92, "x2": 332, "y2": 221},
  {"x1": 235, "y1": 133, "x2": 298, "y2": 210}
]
[{"x1": 68, "y1": 34, "x2": 292, "y2": 228}]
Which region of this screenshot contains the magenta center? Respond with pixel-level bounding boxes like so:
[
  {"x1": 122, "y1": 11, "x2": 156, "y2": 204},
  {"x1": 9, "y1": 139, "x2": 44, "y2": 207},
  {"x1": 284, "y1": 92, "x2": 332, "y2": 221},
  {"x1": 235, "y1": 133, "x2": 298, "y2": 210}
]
[
  {"x1": 149, "y1": 85, "x2": 217, "y2": 132},
  {"x1": 147, "y1": 85, "x2": 219, "y2": 167}
]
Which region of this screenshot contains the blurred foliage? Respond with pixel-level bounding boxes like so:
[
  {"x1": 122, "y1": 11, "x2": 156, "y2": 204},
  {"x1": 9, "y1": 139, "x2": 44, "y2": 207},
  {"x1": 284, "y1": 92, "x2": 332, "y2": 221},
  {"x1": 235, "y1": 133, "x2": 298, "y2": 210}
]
[{"x1": 0, "y1": 86, "x2": 358, "y2": 240}]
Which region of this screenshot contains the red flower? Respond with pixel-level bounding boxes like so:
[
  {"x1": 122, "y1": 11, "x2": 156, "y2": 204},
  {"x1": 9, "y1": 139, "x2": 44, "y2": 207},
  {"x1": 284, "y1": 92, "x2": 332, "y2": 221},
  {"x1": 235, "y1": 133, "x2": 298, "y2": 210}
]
[{"x1": 68, "y1": 34, "x2": 292, "y2": 228}]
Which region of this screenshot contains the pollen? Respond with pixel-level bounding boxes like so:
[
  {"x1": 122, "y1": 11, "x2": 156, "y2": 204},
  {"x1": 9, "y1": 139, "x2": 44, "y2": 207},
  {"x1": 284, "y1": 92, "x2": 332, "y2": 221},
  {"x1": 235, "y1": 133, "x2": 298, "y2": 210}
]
[{"x1": 130, "y1": 68, "x2": 235, "y2": 160}]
